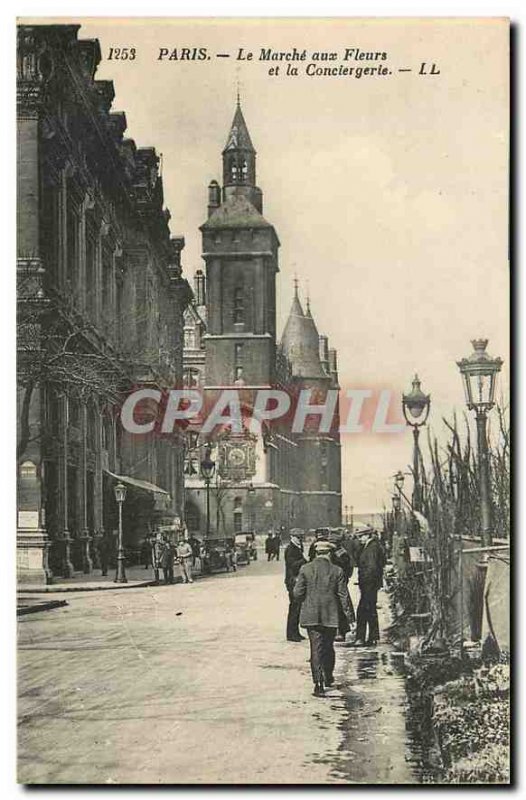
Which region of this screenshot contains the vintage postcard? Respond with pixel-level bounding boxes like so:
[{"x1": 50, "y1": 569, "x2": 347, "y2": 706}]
[{"x1": 16, "y1": 17, "x2": 510, "y2": 785}]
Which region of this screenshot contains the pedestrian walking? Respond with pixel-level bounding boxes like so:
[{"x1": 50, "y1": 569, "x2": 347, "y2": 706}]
[
  {"x1": 329, "y1": 531, "x2": 356, "y2": 641},
  {"x1": 265, "y1": 533, "x2": 274, "y2": 561},
  {"x1": 177, "y1": 539, "x2": 194, "y2": 583},
  {"x1": 293, "y1": 540, "x2": 354, "y2": 697},
  {"x1": 284, "y1": 531, "x2": 306, "y2": 641},
  {"x1": 354, "y1": 528, "x2": 386, "y2": 647}
]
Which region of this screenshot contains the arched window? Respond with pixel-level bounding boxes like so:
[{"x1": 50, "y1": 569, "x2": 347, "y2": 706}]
[
  {"x1": 184, "y1": 368, "x2": 199, "y2": 388},
  {"x1": 233, "y1": 287, "x2": 244, "y2": 324}
]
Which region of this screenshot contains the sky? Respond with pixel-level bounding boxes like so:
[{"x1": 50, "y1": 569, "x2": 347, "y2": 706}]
[{"x1": 44, "y1": 17, "x2": 509, "y2": 511}]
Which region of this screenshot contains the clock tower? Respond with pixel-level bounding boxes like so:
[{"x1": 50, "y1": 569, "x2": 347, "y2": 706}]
[{"x1": 200, "y1": 101, "x2": 280, "y2": 389}]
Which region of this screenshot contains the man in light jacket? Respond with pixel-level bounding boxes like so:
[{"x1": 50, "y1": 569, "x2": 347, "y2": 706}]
[
  {"x1": 177, "y1": 539, "x2": 194, "y2": 584},
  {"x1": 293, "y1": 540, "x2": 354, "y2": 696}
]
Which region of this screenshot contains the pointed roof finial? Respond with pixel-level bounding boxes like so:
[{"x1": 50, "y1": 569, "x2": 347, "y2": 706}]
[
  {"x1": 236, "y1": 79, "x2": 241, "y2": 108},
  {"x1": 223, "y1": 99, "x2": 255, "y2": 153},
  {"x1": 293, "y1": 274, "x2": 299, "y2": 297}
]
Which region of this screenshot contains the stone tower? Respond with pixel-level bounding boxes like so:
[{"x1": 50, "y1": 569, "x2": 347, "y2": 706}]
[
  {"x1": 200, "y1": 102, "x2": 280, "y2": 389},
  {"x1": 280, "y1": 284, "x2": 342, "y2": 528}
]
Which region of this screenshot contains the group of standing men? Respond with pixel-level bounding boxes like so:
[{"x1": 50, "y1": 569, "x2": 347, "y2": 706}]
[
  {"x1": 265, "y1": 531, "x2": 282, "y2": 561},
  {"x1": 284, "y1": 527, "x2": 386, "y2": 696},
  {"x1": 142, "y1": 532, "x2": 198, "y2": 585}
]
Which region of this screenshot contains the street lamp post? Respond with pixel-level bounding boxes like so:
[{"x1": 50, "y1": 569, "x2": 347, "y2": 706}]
[
  {"x1": 113, "y1": 482, "x2": 127, "y2": 584},
  {"x1": 247, "y1": 482, "x2": 256, "y2": 531},
  {"x1": 402, "y1": 374, "x2": 431, "y2": 513},
  {"x1": 392, "y1": 491, "x2": 401, "y2": 524},
  {"x1": 200, "y1": 445, "x2": 216, "y2": 540},
  {"x1": 457, "y1": 339, "x2": 503, "y2": 547},
  {"x1": 350, "y1": 505, "x2": 354, "y2": 532}
]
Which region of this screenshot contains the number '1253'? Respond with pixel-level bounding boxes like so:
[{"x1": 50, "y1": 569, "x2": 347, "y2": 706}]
[{"x1": 108, "y1": 48, "x2": 136, "y2": 60}]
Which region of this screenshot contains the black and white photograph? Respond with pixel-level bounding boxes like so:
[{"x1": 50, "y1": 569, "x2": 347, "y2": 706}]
[{"x1": 15, "y1": 15, "x2": 510, "y2": 785}]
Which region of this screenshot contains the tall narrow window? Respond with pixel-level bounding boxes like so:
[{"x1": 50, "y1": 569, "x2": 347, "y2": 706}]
[
  {"x1": 85, "y1": 226, "x2": 97, "y2": 319},
  {"x1": 233, "y1": 287, "x2": 244, "y2": 324},
  {"x1": 234, "y1": 342, "x2": 244, "y2": 383},
  {"x1": 233, "y1": 496, "x2": 243, "y2": 533},
  {"x1": 66, "y1": 202, "x2": 79, "y2": 296},
  {"x1": 102, "y1": 246, "x2": 113, "y2": 330}
]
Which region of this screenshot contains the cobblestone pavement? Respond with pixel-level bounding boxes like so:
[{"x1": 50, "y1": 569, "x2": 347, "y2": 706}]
[{"x1": 18, "y1": 556, "x2": 419, "y2": 784}]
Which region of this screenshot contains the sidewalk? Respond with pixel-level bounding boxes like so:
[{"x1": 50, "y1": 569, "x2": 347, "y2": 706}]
[{"x1": 17, "y1": 563, "x2": 203, "y2": 595}]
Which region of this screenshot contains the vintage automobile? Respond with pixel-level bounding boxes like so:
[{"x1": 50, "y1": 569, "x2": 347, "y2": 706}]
[
  {"x1": 200, "y1": 538, "x2": 236, "y2": 574},
  {"x1": 234, "y1": 533, "x2": 252, "y2": 566}
]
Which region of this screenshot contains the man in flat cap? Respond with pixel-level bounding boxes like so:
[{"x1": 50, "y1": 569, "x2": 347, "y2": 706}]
[{"x1": 293, "y1": 540, "x2": 354, "y2": 697}]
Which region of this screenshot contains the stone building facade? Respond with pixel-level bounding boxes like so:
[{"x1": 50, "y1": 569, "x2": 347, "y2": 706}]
[
  {"x1": 17, "y1": 24, "x2": 192, "y2": 584},
  {"x1": 182, "y1": 103, "x2": 341, "y2": 537}
]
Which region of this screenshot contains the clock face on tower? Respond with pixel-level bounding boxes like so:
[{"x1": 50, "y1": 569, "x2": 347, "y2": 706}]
[
  {"x1": 218, "y1": 438, "x2": 257, "y2": 481},
  {"x1": 228, "y1": 447, "x2": 246, "y2": 467}
]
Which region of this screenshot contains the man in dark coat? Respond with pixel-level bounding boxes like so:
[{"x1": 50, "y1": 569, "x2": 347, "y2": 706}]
[
  {"x1": 140, "y1": 533, "x2": 152, "y2": 569},
  {"x1": 294, "y1": 540, "x2": 354, "y2": 696},
  {"x1": 265, "y1": 533, "x2": 274, "y2": 561},
  {"x1": 284, "y1": 532, "x2": 306, "y2": 642},
  {"x1": 160, "y1": 535, "x2": 175, "y2": 584},
  {"x1": 355, "y1": 529, "x2": 386, "y2": 646},
  {"x1": 188, "y1": 535, "x2": 201, "y2": 567}
]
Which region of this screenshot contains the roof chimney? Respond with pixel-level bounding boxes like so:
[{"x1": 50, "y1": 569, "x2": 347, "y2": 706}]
[
  {"x1": 194, "y1": 269, "x2": 206, "y2": 306},
  {"x1": 208, "y1": 180, "x2": 221, "y2": 217},
  {"x1": 328, "y1": 348, "x2": 339, "y2": 385}
]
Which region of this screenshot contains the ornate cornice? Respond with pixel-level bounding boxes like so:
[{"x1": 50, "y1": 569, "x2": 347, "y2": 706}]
[{"x1": 17, "y1": 27, "x2": 55, "y2": 118}]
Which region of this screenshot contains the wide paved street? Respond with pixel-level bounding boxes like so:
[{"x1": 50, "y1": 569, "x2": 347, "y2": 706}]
[{"x1": 18, "y1": 556, "x2": 419, "y2": 785}]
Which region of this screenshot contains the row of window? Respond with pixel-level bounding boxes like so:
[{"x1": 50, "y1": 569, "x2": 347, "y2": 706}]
[{"x1": 211, "y1": 229, "x2": 260, "y2": 245}]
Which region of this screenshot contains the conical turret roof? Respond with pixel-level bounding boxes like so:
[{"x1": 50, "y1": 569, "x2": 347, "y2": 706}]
[
  {"x1": 280, "y1": 284, "x2": 326, "y2": 379},
  {"x1": 223, "y1": 102, "x2": 255, "y2": 153}
]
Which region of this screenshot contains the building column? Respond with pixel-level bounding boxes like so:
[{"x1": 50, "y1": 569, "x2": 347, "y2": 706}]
[
  {"x1": 92, "y1": 409, "x2": 104, "y2": 569},
  {"x1": 59, "y1": 396, "x2": 74, "y2": 577},
  {"x1": 79, "y1": 404, "x2": 93, "y2": 574},
  {"x1": 16, "y1": 29, "x2": 52, "y2": 585}
]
